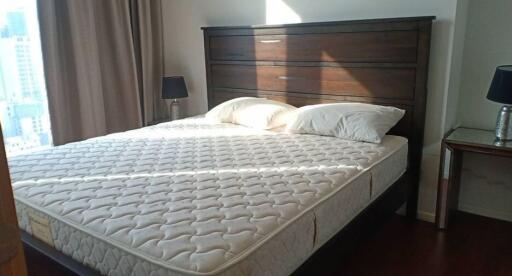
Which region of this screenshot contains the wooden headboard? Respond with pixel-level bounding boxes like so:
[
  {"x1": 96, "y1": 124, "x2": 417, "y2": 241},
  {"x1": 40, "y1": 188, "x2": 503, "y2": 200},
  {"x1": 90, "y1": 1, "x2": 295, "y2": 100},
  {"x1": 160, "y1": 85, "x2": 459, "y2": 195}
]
[{"x1": 202, "y1": 16, "x2": 434, "y2": 214}]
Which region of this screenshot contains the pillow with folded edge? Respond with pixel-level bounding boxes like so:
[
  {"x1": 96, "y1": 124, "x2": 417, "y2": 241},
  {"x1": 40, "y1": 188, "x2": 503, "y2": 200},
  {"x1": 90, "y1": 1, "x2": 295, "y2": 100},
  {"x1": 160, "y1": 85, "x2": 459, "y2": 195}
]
[
  {"x1": 205, "y1": 97, "x2": 297, "y2": 129},
  {"x1": 285, "y1": 103, "x2": 405, "y2": 143}
]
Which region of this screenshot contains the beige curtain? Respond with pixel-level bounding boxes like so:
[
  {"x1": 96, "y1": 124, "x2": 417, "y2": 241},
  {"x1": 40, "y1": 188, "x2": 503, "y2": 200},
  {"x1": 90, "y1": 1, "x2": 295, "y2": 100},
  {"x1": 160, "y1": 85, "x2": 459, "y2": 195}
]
[
  {"x1": 38, "y1": 0, "x2": 165, "y2": 145},
  {"x1": 130, "y1": 0, "x2": 167, "y2": 125}
]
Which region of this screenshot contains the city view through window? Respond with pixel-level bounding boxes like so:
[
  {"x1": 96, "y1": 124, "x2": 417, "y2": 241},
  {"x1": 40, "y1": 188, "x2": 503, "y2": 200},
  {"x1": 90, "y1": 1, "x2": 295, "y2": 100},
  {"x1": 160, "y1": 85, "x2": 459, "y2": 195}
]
[{"x1": 0, "y1": 0, "x2": 52, "y2": 156}]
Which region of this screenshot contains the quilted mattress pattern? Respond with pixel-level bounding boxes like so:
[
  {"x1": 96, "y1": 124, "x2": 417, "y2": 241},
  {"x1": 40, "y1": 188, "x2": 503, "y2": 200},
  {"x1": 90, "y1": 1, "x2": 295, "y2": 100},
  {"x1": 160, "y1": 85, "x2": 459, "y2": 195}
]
[{"x1": 10, "y1": 117, "x2": 407, "y2": 275}]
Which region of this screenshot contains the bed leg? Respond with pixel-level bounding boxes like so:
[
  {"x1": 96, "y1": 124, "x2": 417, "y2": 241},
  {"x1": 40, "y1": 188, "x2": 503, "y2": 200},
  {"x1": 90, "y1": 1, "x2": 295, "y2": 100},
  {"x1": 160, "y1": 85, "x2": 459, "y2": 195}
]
[
  {"x1": 406, "y1": 194, "x2": 418, "y2": 219},
  {"x1": 406, "y1": 172, "x2": 419, "y2": 220}
]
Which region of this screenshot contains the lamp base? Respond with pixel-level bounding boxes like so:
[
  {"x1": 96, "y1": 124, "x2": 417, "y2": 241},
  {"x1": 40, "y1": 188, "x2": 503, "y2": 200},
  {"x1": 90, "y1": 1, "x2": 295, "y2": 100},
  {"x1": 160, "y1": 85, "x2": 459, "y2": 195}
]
[
  {"x1": 495, "y1": 105, "x2": 512, "y2": 141},
  {"x1": 170, "y1": 99, "x2": 180, "y2": 121}
]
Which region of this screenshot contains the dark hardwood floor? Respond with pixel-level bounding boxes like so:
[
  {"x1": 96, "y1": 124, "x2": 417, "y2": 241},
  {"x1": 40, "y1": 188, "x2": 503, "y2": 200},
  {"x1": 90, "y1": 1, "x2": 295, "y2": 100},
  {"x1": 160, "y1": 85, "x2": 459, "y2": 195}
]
[{"x1": 296, "y1": 211, "x2": 512, "y2": 276}]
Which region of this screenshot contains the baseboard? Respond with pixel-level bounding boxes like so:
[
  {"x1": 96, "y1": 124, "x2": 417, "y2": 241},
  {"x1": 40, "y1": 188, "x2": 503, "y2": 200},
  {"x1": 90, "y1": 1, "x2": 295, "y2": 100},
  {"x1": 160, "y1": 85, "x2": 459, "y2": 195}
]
[
  {"x1": 396, "y1": 204, "x2": 406, "y2": 215},
  {"x1": 458, "y1": 203, "x2": 512, "y2": 222},
  {"x1": 410, "y1": 205, "x2": 512, "y2": 224},
  {"x1": 416, "y1": 210, "x2": 435, "y2": 223},
  {"x1": 395, "y1": 205, "x2": 435, "y2": 223}
]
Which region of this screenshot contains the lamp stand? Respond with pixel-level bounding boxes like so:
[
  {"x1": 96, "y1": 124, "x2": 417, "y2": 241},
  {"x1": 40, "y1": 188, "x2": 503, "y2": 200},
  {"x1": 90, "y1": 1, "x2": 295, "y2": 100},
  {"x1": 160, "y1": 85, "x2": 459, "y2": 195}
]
[
  {"x1": 170, "y1": 99, "x2": 180, "y2": 121},
  {"x1": 495, "y1": 105, "x2": 512, "y2": 141}
]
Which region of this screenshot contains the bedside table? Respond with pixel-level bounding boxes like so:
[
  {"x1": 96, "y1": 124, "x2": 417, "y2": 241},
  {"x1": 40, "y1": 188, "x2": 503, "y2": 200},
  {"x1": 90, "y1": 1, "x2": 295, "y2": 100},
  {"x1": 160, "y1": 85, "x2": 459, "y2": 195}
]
[{"x1": 436, "y1": 127, "x2": 512, "y2": 229}]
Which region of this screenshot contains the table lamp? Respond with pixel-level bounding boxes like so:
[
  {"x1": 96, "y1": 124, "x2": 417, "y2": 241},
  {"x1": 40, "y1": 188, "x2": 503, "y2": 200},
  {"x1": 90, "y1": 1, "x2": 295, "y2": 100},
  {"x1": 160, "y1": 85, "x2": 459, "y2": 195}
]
[
  {"x1": 487, "y1": 65, "x2": 512, "y2": 141},
  {"x1": 162, "y1": 76, "x2": 189, "y2": 120}
]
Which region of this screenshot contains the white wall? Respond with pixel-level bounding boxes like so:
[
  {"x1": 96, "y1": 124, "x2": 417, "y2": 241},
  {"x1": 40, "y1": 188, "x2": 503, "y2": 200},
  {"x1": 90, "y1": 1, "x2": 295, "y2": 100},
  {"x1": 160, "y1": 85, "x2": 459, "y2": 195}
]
[
  {"x1": 162, "y1": 0, "x2": 465, "y2": 221},
  {"x1": 455, "y1": 0, "x2": 512, "y2": 221},
  {"x1": 458, "y1": 0, "x2": 512, "y2": 129},
  {"x1": 443, "y1": 0, "x2": 469, "y2": 133}
]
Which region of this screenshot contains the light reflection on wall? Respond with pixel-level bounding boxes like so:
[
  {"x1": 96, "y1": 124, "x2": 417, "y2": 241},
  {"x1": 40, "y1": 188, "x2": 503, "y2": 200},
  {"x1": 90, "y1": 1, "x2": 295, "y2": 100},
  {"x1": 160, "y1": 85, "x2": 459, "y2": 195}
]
[{"x1": 265, "y1": 0, "x2": 302, "y2": 24}]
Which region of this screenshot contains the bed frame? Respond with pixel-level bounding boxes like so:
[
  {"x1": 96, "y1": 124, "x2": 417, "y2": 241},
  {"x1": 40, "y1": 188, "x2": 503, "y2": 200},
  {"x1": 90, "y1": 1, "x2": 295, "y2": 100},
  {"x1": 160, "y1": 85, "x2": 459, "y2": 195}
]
[
  {"x1": 22, "y1": 16, "x2": 434, "y2": 275},
  {"x1": 202, "y1": 16, "x2": 433, "y2": 218}
]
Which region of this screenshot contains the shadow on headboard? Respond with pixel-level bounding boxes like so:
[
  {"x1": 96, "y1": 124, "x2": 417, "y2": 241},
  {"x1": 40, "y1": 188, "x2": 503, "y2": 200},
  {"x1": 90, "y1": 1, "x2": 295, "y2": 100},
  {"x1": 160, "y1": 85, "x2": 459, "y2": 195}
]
[{"x1": 202, "y1": 16, "x2": 434, "y2": 177}]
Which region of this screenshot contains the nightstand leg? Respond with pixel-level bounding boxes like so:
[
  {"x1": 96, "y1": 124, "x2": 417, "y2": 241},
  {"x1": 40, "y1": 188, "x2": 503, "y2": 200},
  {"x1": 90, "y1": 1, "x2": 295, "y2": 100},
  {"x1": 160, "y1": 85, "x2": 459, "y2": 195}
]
[
  {"x1": 436, "y1": 144, "x2": 450, "y2": 228},
  {"x1": 436, "y1": 146, "x2": 463, "y2": 229}
]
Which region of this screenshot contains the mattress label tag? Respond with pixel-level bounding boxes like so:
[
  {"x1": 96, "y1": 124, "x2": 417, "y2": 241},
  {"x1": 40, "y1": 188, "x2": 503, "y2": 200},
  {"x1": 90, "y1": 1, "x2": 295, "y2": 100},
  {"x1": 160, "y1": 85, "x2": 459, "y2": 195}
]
[{"x1": 29, "y1": 212, "x2": 55, "y2": 247}]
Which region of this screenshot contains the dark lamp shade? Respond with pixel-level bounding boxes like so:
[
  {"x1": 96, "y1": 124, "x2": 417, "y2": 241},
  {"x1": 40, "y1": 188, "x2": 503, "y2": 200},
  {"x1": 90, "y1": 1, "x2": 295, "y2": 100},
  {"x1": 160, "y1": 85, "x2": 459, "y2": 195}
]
[
  {"x1": 162, "y1": 76, "x2": 188, "y2": 99},
  {"x1": 487, "y1": 65, "x2": 512, "y2": 104}
]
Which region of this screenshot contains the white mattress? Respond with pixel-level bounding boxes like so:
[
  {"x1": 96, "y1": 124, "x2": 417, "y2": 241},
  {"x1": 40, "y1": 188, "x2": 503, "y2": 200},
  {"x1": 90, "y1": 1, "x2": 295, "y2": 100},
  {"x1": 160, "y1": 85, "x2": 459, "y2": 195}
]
[{"x1": 10, "y1": 117, "x2": 407, "y2": 276}]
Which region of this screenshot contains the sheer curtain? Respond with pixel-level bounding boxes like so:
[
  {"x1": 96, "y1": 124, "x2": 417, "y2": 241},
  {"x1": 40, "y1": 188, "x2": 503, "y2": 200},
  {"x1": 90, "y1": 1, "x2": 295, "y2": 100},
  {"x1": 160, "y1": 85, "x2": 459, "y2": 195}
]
[{"x1": 37, "y1": 0, "x2": 166, "y2": 145}]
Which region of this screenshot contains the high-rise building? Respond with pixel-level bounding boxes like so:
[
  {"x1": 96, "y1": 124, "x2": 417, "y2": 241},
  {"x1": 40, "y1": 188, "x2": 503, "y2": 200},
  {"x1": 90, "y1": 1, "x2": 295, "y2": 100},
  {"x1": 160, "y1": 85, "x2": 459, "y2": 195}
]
[
  {"x1": 6, "y1": 11, "x2": 27, "y2": 36},
  {"x1": 0, "y1": 6, "x2": 52, "y2": 155}
]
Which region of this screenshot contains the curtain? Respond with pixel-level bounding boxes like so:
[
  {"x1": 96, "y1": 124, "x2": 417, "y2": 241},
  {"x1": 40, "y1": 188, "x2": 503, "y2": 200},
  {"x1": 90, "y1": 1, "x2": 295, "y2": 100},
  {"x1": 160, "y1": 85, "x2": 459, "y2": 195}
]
[
  {"x1": 37, "y1": 0, "x2": 165, "y2": 145},
  {"x1": 130, "y1": 0, "x2": 168, "y2": 125}
]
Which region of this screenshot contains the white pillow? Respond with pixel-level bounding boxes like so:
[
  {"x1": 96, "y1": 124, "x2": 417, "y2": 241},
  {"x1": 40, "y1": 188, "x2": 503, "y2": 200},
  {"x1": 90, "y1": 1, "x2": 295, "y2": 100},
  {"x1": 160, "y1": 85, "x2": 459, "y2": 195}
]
[
  {"x1": 206, "y1": 97, "x2": 297, "y2": 129},
  {"x1": 285, "y1": 103, "x2": 405, "y2": 143},
  {"x1": 205, "y1": 97, "x2": 253, "y2": 123}
]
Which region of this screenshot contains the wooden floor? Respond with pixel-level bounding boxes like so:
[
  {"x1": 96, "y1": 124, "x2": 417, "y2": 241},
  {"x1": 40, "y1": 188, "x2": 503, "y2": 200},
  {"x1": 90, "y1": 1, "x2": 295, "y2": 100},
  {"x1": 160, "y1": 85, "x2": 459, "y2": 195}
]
[
  {"x1": 296, "y1": 211, "x2": 512, "y2": 276},
  {"x1": 25, "y1": 211, "x2": 512, "y2": 276}
]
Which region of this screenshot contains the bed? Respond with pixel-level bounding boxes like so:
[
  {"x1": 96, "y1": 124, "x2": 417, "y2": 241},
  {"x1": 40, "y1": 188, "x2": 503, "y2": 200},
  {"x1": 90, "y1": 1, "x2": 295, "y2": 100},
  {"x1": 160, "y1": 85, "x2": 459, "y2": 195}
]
[{"x1": 14, "y1": 16, "x2": 434, "y2": 275}]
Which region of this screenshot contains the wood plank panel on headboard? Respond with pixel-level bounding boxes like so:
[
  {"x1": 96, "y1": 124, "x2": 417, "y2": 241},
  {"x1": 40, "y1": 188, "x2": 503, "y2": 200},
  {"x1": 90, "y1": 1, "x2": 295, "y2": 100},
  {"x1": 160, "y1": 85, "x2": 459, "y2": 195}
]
[
  {"x1": 203, "y1": 16, "x2": 434, "y2": 217},
  {"x1": 211, "y1": 64, "x2": 417, "y2": 100},
  {"x1": 209, "y1": 31, "x2": 418, "y2": 62}
]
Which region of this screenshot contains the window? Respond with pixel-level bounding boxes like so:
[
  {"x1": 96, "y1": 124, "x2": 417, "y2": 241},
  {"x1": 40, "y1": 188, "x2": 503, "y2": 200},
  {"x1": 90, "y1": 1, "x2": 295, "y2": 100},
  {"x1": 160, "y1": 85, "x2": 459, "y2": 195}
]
[{"x1": 0, "y1": 0, "x2": 52, "y2": 156}]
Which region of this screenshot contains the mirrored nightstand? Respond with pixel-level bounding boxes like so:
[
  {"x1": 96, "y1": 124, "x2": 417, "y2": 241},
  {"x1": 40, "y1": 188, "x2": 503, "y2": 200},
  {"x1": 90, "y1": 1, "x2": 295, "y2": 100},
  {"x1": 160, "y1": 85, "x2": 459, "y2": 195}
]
[{"x1": 436, "y1": 127, "x2": 512, "y2": 229}]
